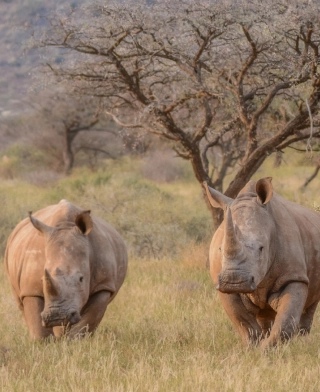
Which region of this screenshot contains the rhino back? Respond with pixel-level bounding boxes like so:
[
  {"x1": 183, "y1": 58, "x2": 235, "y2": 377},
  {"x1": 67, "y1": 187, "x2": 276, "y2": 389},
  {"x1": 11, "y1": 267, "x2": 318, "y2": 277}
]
[
  {"x1": 87, "y1": 216, "x2": 128, "y2": 300},
  {"x1": 269, "y1": 193, "x2": 320, "y2": 302}
]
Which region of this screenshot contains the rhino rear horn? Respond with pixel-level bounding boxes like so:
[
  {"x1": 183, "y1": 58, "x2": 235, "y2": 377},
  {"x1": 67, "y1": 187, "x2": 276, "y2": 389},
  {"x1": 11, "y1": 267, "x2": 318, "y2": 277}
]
[
  {"x1": 28, "y1": 212, "x2": 53, "y2": 237},
  {"x1": 256, "y1": 177, "x2": 273, "y2": 205},
  {"x1": 75, "y1": 210, "x2": 93, "y2": 235},
  {"x1": 203, "y1": 182, "x2": 233, "y2": 210}
]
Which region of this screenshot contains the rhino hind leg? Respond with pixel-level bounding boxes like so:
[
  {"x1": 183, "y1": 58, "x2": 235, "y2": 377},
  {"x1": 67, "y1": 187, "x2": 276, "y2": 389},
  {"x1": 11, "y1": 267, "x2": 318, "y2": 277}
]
[
  {"x1": 23, "y1": 297, "x2": 54, "y2": 340},
  {"x1": 299, "y1": 301, "x2": 319, "y2": 335},
  {"x1": 66, "y1": 290, "x2": 112, "y2": 339}
]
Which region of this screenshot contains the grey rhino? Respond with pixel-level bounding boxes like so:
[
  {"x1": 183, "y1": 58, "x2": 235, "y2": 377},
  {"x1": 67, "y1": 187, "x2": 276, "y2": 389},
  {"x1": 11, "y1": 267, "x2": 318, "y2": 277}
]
[
  {"x1": 204, "y1": 177, "x2": 320, "y2": 350},
  {"x1": 5, "y1": 200, "x2": 127, "y2": 340}
]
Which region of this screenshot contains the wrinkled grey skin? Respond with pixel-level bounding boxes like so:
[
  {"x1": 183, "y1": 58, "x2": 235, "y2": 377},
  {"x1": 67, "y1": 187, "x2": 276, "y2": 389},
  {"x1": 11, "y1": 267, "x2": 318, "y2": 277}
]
[
  {"x1": 205, "y1": 177, "x2": 320, "y2": 350},
  {"x1": 5, "y1": 200, "x2": 127, "y2": 340}
]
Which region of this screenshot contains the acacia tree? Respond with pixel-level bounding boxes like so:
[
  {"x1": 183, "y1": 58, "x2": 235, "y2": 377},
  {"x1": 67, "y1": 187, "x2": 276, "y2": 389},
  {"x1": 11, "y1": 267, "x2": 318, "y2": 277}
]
[
  {"x1": 30, "y1": 92, "x2": 107, "y2": 174},
  {"x1": 34, "y1": 0, "x2": 320, "y2": 228}
]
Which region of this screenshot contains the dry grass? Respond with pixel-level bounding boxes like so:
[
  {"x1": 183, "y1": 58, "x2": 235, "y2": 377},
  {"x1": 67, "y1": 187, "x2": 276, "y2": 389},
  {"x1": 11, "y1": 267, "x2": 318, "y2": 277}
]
[
  {"x1": 1, "y1": 154, "x2": 320, "y2": 391},
  {"x1": 1, "y1": 256, "x2": 320, "y2": 392}
]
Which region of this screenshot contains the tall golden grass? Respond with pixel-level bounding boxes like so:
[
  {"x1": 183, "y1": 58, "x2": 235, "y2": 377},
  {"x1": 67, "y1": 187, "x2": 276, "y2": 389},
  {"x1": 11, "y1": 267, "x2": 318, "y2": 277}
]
[
  {"x1": 1, "y1": 257, "x2": 320, "y2": 391},
  {"x1": 1, "y1": 154, "x2": 320, "y2": 391}
]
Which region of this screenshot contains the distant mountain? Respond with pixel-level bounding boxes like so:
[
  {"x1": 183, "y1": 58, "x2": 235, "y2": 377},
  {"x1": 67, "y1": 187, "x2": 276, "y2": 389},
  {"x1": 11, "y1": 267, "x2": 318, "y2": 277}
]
[{"x1": 0, "y1": 0, "x2": 86, "y2": 116}]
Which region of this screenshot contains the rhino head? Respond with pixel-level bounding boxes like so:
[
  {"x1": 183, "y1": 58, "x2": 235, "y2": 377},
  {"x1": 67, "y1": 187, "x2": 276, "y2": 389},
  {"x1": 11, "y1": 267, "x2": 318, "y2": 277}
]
[
  {"x1": 29, "y1": 211, "x2": 93, "y2": 328},
  {"x1": 204, "y1": 177, "x2": 275, "y2": 294}
]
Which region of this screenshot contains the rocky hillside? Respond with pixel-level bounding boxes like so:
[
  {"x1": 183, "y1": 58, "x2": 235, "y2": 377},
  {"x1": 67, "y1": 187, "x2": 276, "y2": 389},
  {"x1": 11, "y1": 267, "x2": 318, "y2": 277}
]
[{"x1": 0, "y1": 0, "x2": 86, "y2": 115}]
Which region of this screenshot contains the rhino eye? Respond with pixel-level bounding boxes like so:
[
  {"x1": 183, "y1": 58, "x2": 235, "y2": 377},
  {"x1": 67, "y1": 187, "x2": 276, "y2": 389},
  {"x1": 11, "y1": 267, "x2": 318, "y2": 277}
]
[
  {"x1": 79, "y1": 276, "x2": 84, "y2": 283},
  {"x1": 259, "y1": 247, "x2": 263, "y2": 252}
]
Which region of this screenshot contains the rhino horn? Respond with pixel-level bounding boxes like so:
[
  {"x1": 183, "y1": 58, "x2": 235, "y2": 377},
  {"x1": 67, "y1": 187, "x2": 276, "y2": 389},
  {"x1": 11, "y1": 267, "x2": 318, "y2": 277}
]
[
  {"x1": 44, "y1": 269, "x2": 59, "y2": 297},
  {"x1": 223, "y1": 207, "x2": 243, "y2": 258}
]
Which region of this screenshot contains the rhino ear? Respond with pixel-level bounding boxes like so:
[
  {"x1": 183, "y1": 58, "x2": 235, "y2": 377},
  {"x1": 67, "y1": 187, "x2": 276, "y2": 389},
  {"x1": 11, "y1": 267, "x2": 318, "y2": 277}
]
[
  {"x1": 256, "y1": 177, "x2": 273, "y2": 205},
  {"x1": 75, "y1": 210, "x2": 93, "y2": 235},
  {"x1": 203, "y1": 182, "x2": 233, "y2": 210},
  {"x1": 28, "y1": 212, "x2": 53, "y2": 237}
]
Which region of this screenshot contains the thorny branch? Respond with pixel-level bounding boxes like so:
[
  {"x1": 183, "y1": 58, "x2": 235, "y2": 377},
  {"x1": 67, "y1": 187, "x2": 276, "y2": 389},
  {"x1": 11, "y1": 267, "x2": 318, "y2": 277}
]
[{"x1": 36, "y1": 0, "x2": 320, "y2": 228}]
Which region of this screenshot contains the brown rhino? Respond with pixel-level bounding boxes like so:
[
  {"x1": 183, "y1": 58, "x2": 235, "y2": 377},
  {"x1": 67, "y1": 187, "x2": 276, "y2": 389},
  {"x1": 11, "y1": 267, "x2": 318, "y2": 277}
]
[
  {"x1": 5, "y1": 200, "x2": 127, "y2": 340},
  {"x1": 204, "y1": 177, "x2": 320, "y2": 350}
]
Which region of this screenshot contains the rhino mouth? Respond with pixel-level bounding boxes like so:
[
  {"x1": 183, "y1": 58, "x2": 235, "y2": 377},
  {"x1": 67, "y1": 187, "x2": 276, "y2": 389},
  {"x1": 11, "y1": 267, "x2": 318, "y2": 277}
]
[
  {"x1": 42, "y1": 318, "x2": 69, "y2": 328},
  {"x1": 41, "y1": 310, "x2": 81, "y2": 328},
  {"x1": 217, "y1": 271, "x2": 256, "y2": 294}
]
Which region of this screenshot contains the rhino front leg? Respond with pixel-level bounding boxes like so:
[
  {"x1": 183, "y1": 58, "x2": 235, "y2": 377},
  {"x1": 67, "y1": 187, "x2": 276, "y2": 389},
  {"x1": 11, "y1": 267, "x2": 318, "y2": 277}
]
[
  {"x1": 23, "y1": 297, "x2": 54, "y2": 340},
  {"x1": 219, "y1": 292, "x2": 262, "y2": 345},
  {"x1": 67, "y1": 290, "x2": 112, "y2": 338},
  {"x1": 262, "y1": 282, "x2": 308, "y2": 350},
  {"x1": 256, "y1": 318, "x2": 273, "y2": 338}
]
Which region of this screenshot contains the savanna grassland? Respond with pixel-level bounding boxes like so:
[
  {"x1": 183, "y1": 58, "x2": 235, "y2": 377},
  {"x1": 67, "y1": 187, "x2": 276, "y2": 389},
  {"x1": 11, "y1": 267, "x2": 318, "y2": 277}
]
[{"x1": 1, "y1": 155, "x2": 320, "y2": 391}]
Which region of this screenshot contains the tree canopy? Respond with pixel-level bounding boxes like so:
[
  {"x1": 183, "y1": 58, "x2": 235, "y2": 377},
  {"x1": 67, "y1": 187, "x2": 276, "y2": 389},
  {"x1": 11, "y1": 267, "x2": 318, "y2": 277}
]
[{"x1": 34, "y1": 0, "x2": 320, "y2": 227}]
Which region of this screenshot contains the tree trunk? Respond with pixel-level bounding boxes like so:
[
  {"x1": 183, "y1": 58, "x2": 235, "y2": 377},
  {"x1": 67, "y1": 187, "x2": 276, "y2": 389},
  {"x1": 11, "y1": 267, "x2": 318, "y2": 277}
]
[
  {"x1": 63, "y1": 131, "x2": 77, "y2": 175},
  {"x1": 225, "y1": 154, "x2": 268, "y2": 198},
  {"x1": 189, "y1": 146, "x2": 225, "y2": 232},
  {"x1": 188, "y1": 143, "x2": 269, "y2": 232},
  {"x1": 274, "y1": 151, "x2": 283, "y2": 168},
  {"x1": 202, "y1": 193, "x2": 224, "y2": 233}
]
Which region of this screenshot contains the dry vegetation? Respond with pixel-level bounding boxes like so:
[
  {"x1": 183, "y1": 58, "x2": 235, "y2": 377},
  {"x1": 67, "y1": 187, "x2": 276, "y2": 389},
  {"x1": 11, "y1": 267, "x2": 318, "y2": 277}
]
[
  {"x1": 36, "y1": 0, "x2": 320, "y2": 206},
  {"x1": 1, "y1": 256, "x2": 320, "y2": 392},
  {"x1": 2, "y1": 1, "x2": 320, "y2": 389},
  {"x1": 1, "y1": 155, "x2": 320, "y2": 391}
]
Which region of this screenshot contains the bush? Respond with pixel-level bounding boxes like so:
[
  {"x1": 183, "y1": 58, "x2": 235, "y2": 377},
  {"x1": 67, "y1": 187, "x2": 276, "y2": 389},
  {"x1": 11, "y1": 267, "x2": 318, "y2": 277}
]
[
  {"x1": 141, "y1": 150, "x2": 191, "y2": 183},
  {"x1": 0, "y1": 143, "x2": 55, "y2": 180},
  {"x1": 0, "y1": 160, "x2": 212, "y2": 259},
  {"x1": 75, "y1": 175, "x2": 194, "y2": 258},
  {"x1": 22, "y1": 170, "x2": 63, "y2": 187}
]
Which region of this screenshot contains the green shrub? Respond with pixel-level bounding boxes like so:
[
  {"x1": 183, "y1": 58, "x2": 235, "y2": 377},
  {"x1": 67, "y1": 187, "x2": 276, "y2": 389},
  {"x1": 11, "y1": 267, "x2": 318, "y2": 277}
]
[
  {"x1": 0, "y1": 143, "x2": 54, "y2": 181},
  {"x1": 0, "y1": 161, "x2": 211, "y2": 259}
]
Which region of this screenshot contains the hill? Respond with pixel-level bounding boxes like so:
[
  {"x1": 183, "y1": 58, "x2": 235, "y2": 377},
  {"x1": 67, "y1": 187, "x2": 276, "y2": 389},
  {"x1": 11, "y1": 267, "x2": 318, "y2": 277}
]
[{"x1": 0, "y1": 0, "x2": 86, "y2": 115}]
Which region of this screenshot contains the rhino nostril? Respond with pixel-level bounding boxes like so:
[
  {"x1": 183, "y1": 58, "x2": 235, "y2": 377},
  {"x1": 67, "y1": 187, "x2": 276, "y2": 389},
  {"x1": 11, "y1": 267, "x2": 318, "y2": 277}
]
[
  {"x1": 69, "y1": 311, "x2": 80, "y2": 324},
  {"x1": 250, "y1": 276, "x2": 256, "y2": 291}
]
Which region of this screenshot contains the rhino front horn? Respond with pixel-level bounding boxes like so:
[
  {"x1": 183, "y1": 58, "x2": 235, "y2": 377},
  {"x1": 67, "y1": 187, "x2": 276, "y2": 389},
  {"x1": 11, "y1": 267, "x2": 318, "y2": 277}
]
[
  {"x1": 44, "y1": 269, "x2": 59, "y2": 297},
  {"x1": 223, "y1": 207, "x2": 243, "y2": 259}
]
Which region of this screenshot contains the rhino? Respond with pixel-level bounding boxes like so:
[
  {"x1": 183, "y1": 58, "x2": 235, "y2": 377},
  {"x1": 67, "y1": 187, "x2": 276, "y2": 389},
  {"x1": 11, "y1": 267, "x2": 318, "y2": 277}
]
[
  {"x1": 204, "y1": 177, "x2": 320, "y2": 350},
  {"x1": 5, "y1": 200, "x2": 127, "y2": 340}
]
